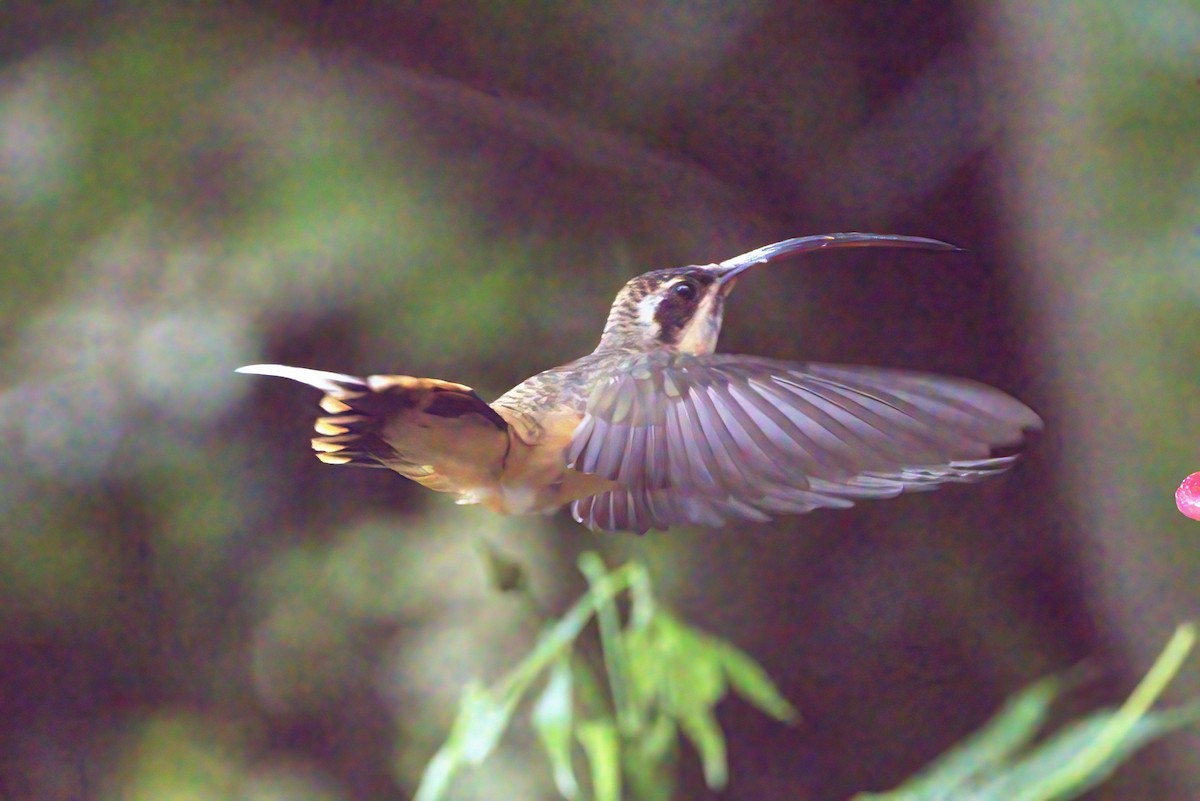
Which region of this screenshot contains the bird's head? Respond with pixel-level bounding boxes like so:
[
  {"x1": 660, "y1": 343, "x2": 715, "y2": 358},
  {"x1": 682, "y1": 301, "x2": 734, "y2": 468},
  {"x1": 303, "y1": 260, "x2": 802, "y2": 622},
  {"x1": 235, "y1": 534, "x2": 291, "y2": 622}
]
[
  {"x1": 598, "y1": 266, "x2": 730, "y2": 355},
  {"x1": 596, "y1": 232, "x2": 961, "y2": 355}
]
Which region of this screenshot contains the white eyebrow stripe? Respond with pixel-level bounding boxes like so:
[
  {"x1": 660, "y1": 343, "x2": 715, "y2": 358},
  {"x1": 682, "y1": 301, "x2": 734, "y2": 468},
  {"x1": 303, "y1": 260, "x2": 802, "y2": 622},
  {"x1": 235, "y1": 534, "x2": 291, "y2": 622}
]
[{"x1": 637, "y1": 292, "x2": 660, "y2": 327}]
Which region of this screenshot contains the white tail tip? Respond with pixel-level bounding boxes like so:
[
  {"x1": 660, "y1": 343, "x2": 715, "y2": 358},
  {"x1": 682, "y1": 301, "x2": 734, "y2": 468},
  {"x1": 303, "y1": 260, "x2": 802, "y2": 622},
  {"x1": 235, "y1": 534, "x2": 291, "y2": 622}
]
[{"x1": 236, "y1": 364, "x2": 366, "y2": 393}]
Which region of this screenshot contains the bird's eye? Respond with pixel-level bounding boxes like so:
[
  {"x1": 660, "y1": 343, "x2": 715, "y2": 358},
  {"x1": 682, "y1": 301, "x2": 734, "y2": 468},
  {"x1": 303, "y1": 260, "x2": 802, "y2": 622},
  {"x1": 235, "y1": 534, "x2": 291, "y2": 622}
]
[{"x1": 672, "y1": 280, "x2": 698, "y2": 301}]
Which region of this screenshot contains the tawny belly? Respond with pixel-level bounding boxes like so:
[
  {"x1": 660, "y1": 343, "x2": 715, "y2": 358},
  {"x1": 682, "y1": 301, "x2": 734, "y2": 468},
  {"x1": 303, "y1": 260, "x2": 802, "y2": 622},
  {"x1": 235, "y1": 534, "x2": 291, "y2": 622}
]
[{"x1": 475, "y1": 437, "x2": 616, "y2": 516}]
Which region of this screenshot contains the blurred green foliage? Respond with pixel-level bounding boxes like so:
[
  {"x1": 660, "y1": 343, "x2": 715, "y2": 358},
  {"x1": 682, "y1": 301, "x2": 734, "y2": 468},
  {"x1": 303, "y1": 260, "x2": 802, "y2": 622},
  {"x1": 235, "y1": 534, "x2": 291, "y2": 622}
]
[
  {"x1": 420, "y1": 552, "x2": 1200, "y2": 801},
  {"x1": 857, "y1": 625, "x2": 1200, "y2": 801},
  {"x1": 416, "y1": 552, "x2": 797, "y2": 801}
]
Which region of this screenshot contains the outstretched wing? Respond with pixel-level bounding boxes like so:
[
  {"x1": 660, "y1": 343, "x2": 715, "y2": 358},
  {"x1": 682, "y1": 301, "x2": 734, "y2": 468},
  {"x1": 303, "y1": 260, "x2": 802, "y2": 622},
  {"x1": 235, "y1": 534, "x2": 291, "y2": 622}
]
[{"x1": 567, "y1": 355, "x2": 1041, "y2": 533}]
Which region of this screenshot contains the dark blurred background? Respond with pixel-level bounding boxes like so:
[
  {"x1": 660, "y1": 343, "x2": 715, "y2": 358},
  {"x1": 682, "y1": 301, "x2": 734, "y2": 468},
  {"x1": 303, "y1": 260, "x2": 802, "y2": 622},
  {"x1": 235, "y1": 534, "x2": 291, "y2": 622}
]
[{"x1": 1, "y1": 2, "x2": 1198, "y2": 799}]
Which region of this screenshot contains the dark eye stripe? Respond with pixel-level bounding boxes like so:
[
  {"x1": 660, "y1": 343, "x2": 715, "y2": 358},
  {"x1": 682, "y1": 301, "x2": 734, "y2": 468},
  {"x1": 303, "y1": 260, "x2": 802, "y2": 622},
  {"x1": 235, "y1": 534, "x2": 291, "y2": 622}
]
[{"x1": 654, "y1": 278, "x2": 705, "y2": 344}]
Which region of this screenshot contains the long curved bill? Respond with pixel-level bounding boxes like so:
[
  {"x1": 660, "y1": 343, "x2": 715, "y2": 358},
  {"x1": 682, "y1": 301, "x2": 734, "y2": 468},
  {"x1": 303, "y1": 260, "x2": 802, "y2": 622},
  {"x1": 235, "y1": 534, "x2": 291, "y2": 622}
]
[{"x1": 714, "y1": 232, "x2": 961, "y2": 286}]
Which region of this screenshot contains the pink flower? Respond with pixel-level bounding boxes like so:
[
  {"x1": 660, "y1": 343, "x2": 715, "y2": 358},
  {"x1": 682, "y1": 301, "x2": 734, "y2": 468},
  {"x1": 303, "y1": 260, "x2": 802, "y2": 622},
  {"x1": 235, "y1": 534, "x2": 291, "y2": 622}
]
[{"x1": 1176, "y1": 473, "x2": 1200, "y2": 520}]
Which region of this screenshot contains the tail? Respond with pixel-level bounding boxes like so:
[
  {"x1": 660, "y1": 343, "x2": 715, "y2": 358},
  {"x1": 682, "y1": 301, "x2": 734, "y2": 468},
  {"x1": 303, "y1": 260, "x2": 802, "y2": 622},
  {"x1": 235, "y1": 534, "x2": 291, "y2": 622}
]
[
  {"x1": 236, "y1": 364, "x2": 509, "y2": 473},
  {"x1": 237, "y1": 364, "x2": 393, "y2": 467}
]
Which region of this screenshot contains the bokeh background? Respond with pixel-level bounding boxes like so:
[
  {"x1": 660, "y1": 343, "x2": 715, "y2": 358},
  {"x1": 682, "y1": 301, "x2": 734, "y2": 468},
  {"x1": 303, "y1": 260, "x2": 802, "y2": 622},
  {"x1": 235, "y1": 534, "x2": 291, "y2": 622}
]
[{"x1": 1, "y1": 2, "x2": 1198, "y2": 799}]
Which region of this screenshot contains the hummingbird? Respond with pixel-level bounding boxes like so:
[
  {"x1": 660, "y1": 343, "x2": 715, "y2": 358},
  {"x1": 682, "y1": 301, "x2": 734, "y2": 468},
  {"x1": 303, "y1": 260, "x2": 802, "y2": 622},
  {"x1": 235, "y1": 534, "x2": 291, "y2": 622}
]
[{"x1": 239, "y1": 233, "x2": 1041, "y2": 534}]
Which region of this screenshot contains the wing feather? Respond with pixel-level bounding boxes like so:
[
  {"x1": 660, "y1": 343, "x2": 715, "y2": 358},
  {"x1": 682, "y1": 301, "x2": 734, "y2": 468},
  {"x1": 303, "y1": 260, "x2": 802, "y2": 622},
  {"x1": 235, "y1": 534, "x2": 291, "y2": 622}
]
[{"x1": 569, "y1": 355, "x2": 1041, "y2": 533}]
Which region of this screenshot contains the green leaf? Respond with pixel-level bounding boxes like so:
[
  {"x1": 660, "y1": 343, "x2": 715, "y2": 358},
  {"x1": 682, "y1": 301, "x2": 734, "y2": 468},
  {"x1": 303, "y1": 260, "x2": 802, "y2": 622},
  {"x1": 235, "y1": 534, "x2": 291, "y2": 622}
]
[
  {"x1": 622, "y1": 623, "x2": 666, "y2": 710},
  {"x1": 655, "y1": 613, "x2": 726, "y2": 712},
  {"x1": 532, "y1": 657, "x2": 579, "y2": 800},
  {"x1": 1009, "y1": 623, "x2": 1197, "y2": 801},
  {"x1": 711, "y1": 638, "x2": 798, "y2": 723},
  {"x1": 414, "y1": 681, "x2": 520, "y2": 801},
  {"x1": 626, "y1": 562, "x2": 656, "y2": 629},
  {"x1": 414, "y1": 553, "x2": 800, "y2": 800},
  {"x1": 856, "y1": 673, "x2": 1067, "y2": 800},
  {"x1": 628, "y1": 610, "x2": 796, "y2": 791},
  {"x1": 853, "y1": 624, "x2": 1200, "y2": 801},
  {"x1": 577, "y1": 719, "x2": 621, "y2": 801},
  {"x1": 976, "y1": 701, "x2": 1200, "y2": 801},
  {"x1": 455, "y1": 682, "x2": 521, "y2": 762},
  {"x1": 677, "y1": 705, "x2": 728, "y2": 789},
  {"x1": 580, "y1": 551, "x2": 638, "y2": 731},
  {"x1": 492, "y1": 558, "x2": 641, "y2": 703},
  {"x1": 638, "y1": 712, "x2": 679, "y2": 764},
  {"x1": 414, "y1": 750, "x2": 458, "y2": 801},
  {"x1": 624, "y1": 715, "x2": 679, "y2": 801}
]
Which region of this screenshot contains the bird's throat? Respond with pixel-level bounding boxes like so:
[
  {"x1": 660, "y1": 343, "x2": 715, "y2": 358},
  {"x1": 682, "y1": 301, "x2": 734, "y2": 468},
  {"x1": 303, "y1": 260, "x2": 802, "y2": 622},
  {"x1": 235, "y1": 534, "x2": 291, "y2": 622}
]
[{"x1": 672, "y1": 292, "x2": 724, "y2": 355}]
